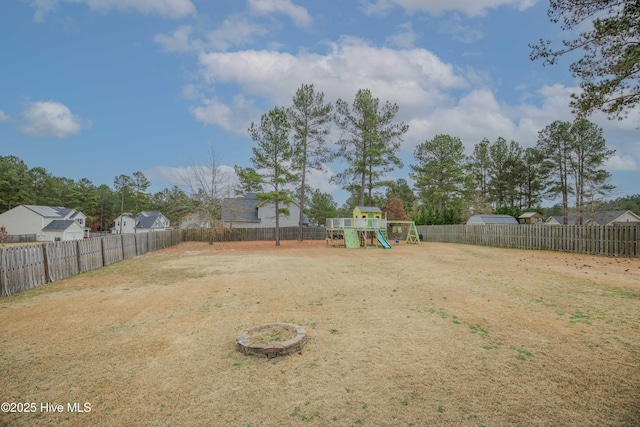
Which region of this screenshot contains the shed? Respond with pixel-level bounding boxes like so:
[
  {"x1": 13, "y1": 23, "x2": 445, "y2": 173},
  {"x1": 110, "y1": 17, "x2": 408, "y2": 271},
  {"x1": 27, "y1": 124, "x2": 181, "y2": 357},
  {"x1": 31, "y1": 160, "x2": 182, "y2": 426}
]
[
  {"x1": 518, "y1": 212, "x2": 543, "y2": 225},
  {"x1": 466, "y1": 214, "x2": 518, "y2": 225}
]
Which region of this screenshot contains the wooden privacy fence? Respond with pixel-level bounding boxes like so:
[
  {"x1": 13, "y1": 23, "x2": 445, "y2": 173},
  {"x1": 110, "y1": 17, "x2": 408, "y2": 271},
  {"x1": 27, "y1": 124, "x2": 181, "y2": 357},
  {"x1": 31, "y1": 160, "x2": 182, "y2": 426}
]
[
  {"x1": 0, "y1": 230, "x2": 183, "y2": 298},
  {"x1": 418, "y1": 224, "x2": 640, "y2": 257},
  {"x1": 183, "y1": 226, "x2": 326, "y2": 242}
]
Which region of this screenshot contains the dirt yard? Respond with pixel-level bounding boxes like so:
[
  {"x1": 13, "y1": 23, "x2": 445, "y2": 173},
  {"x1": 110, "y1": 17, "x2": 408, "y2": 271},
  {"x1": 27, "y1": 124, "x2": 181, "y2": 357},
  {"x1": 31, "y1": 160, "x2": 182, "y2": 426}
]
[{"x1": 1, "y1": 240, "x2": 638, "y2": 426}]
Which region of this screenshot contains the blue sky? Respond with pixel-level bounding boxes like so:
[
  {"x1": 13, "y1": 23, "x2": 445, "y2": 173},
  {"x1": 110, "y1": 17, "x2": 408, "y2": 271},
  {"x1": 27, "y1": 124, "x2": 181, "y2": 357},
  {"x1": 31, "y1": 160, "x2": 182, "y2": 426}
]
[{"x1": 1, "y1": 0, "x2": 638, "y2": 205}]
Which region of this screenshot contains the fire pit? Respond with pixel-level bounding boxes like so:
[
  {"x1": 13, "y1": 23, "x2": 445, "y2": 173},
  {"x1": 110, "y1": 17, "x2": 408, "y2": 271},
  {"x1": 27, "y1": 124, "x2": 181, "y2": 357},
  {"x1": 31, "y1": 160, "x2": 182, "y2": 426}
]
[{"x1": 236, "y1": 322, "x2": 307, "y2": 358}]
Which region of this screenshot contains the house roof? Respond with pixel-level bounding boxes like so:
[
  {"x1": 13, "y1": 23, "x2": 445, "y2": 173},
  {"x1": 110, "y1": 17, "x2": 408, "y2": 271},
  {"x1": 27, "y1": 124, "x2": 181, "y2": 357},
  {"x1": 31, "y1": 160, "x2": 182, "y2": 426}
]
[
  {"x1": 467, "y1": 214, "x2": 519, "y2": 225},
  {"x1": 138, "y1": 211, "x2": 163, "y2": 218},
  {"x1": 546, "y1": 210, "x2": 640, "y2": 225},
  {"x1": 24, "y1": 205, "x2": 74, "y2": 218},
  {"x1": 135, "y1": 211, "x2": 167, "y2": 229},
  {"x1": 42, "y1": 219, "x2": 79, "y2": 231},
  {"x1": 519, "y1": 212, "x2": 541, "y2": 218},
  {"x1": 221, "y1": 194, "x2": 310, "y2": 224},
  {"x1": 221, "y1": 195, "x2": 261, "y2": 222},
  {"x1": 355, "y1": 206, "x2": 382, "y2": 213}
]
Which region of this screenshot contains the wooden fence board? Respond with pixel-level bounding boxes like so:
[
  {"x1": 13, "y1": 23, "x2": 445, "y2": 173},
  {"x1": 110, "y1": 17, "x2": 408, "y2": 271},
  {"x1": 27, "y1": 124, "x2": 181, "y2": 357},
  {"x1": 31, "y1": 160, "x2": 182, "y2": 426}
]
[
  {"x1": 102, "y1": 235, "x2": 124, "y2": 266},
  {"x1": 0, "y1": 244, "x2": 46, "y2": 296},
  {"x1": 182, "y1": 226, "x2": 326, "y2": 242},
  {"x1": 0, "y1": 230, "x2": 183, "y2": 298},
  {"x1": 78, "y1": 238, "x2": 104, "y2": 273},
  {"x1": 417, "y1": 224, "x2": 640, "y2": 257},
  {"x1": 122, "y1": 234, "x2": 137, "y2": 259},
  {"x1": 135, "y1": 233, "x2": 148, "y2": 256},
  {"x1": 45, "y1": 241, "x2": 79, "y2": 282}
]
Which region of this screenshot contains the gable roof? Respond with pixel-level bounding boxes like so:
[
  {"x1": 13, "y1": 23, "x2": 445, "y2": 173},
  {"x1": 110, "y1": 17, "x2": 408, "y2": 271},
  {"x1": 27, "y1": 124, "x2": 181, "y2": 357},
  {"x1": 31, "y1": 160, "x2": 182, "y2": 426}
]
[
  {"x1": 221, "y1": 195, "x2": 261, "y2": 222},
  {"x1": 24, "y1": 205, "x2": 75, "y2": 218},
  {"x1": 221, "y1": 194, "x2": 310, "y2": 224},
  {"x1": 42, "y1": 219, "x2": 80, "y2": 231},
  {"x1": 546, "y1": 210, "x2": 640, "y2": 225},
  {"x1": 356, "y1": 206, "x2": 382, "y2": 213},
  {"x1": 135, "y1": 211, "x2": 168, "y2": 229},
  {"x1": 519, "y1": 212, "x2": 541, "y2": 219},
  {"x1": 467, "y1": 214, "x2": 519, "y2": 225},
  {"x1": 587, "y1": 210, "x2": 640, "y2": 225}
]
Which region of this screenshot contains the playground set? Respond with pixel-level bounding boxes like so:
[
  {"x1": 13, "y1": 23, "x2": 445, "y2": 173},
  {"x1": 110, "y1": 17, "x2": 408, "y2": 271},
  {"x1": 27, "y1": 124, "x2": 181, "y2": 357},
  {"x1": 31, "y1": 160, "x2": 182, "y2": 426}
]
[{"x1": 326, "y1": 206, "x2": 421, "y2": 249}]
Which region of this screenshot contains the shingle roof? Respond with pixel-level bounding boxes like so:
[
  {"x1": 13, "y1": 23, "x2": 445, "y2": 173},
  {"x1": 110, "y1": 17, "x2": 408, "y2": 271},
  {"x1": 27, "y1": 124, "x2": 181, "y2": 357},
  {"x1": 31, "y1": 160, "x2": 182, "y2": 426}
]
[
  {"x1": 135, "y1": 212, "x2": 167, "y2": 229},
  {"x1": 24, "y1": 205, "x2": 74, "y2": 218},
  {"x1": 221, "y1": 195, "x2": 261, "y2": 222},
  {"x1": 519, "y1": 212, "x2": 541, "y2": 218},
  {"x1": 356, "y1": 206, "x2": 382, "y2": 213},
  {"x1": 221, "y1": 194, "x2": 310, "y2": 224},
  {"x1": 42, "y1": 220, "x2": 77, "y2": 231},
  {"x1": 546, "y1": 211, "x2": 639, "y2": 225},
  {"x1": 467, "y1": 214, "x2": 519, "y2": 225}
]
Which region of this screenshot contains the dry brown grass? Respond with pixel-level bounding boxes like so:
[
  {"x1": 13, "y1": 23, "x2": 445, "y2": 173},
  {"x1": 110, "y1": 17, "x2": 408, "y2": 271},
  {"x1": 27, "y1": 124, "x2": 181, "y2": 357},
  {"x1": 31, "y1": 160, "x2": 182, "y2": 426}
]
[{"x1": 1, "y1": 240, "x2": 639, "y2": 426}]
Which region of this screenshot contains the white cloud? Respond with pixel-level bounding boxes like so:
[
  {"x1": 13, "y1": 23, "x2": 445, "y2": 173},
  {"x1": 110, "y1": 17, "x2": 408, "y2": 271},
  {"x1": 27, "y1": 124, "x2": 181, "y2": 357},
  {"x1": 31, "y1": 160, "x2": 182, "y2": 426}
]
[
  {"x1": 145, "y1": 164, "x2": 238, "y2": 194},
  {"x1": 248, "y1": 0, "x2": 312, "y2": 28},
  {"x1": 154, "y1": 25, "x2": 203, "y2": 53},
  {"x1": 405, "y1": 89, "x2": 519, "y2": 153},
  {"x1": 369, "y1": 0, "x2": 539, "y2": 17},
  {"x1": 359, "y1": 0, "x2": 395, "y2": 17},
  {"x1": 606, "y1": 154, "x2": 638, "y2": 172},
  {"x1": 306, "y1": 165, "x2": 339, "y2": 194},
  {"x1": 0, "y1": 110, "x2": 10, "y2": 122},
  {"x1": 155, "y1": 17, "x2": 268, "y2": 54},
  {"x1": 189, "y1": 95, "x2": 258, "y2": 133},
  {"x1": 386, "y1": 22, "x2": 418, "y2": 48},
  {"x1": 180, "y1": 84, "x2": 202, "y2": 100},
  {"x1": 196, "y1": 36, "x2": 466, "y2": 113},
  {"x1": 205, "y1": 15, "x2": 269, "y2": 51},
  {"x1": 29, "y1": 0, "x2": 58, "y2": 22},
  {"x1": 21, "y1": 101, "x2": 89, "y2": 138},
  {"x1": 30, "y1": 0, "x2": 196, "y2": 21},
  {"x1": 438, "y1": 16, "x2": 485, "y2": 43}
]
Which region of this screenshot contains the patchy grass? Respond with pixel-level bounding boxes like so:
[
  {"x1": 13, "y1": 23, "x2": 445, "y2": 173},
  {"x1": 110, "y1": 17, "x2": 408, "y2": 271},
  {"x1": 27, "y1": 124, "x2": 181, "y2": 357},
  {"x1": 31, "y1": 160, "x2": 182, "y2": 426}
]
[{"x1": 0, "y1": 241, "x2": 638, "y2": 426}]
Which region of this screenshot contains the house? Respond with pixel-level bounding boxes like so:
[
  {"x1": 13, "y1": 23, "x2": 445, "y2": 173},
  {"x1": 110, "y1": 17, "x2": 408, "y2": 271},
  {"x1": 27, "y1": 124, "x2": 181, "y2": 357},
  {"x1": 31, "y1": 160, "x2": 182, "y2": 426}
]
[
  {"x1": 0, "y1": 205, "x2": 88, "y2": 241},
  {"x1": 518, "y1": 212, "x2": 543, "y2": 225},
  {"x1": 180, "y1": 212, "x2": 209, "y2": 229},
  {"x1": 112, "y1": 211, "x2": 170, "y2": 234},
  {"x1": 545, "y1": 210, "x2": 640, "y2": 226},
  {"x1": 466, "y1": 214, "x2": 519, "y2": 225},
  {"x1": 221, "y1": 193, "x2": 309, "y2": 228},
  {"x1": 113, "y1": 213, "x2": 136, "y2": 234}
]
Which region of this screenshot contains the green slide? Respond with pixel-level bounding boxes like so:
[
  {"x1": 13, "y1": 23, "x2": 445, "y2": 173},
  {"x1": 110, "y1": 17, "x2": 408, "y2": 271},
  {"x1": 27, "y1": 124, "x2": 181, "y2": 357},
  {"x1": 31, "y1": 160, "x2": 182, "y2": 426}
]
[{"x1": 376, "y1": 229, "x2": 392, "y2": 249}]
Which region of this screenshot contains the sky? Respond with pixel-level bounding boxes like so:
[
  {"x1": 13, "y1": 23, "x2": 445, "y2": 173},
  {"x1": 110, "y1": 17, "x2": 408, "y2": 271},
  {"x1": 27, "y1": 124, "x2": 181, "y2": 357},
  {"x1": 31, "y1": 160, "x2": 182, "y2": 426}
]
[{"x1": 1, "y1": 0, "x2": 638, "y2": 206}]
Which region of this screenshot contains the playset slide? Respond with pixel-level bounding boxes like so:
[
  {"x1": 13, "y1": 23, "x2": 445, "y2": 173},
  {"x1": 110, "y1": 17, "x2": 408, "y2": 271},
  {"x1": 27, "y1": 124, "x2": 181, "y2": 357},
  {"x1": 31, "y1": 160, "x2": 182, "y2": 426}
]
[{"x1": 375, "y1": 229, "x2": 392, "y2": 249}]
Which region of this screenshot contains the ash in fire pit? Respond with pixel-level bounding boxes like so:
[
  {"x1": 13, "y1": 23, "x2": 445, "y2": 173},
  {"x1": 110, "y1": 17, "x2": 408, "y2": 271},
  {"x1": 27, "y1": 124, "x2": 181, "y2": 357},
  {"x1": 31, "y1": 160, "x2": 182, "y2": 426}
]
[{"x1": 236, "y1": 323, "x2": 307, "y2": 358}]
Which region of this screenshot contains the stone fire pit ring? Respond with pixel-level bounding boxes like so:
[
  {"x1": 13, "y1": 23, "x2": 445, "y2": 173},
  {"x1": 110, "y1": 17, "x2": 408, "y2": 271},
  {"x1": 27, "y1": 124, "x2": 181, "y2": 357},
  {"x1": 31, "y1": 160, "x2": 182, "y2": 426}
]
[{"x1": 236, "y1": 322, "x2": 307, "y2": 358}]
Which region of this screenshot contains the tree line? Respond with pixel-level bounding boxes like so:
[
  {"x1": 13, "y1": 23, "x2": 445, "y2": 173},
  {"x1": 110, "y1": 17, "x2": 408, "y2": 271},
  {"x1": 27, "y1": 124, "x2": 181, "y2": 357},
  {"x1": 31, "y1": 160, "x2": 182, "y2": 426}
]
[
  {"x1": 1, "y1": 85, "x2": 637, "y2": 237},
  {"x1": 236, "y1": 84, "x2": 627, "y2": 241},
  {"x1": 0, "y1": 155, "x2": 195, "y2": 232}
]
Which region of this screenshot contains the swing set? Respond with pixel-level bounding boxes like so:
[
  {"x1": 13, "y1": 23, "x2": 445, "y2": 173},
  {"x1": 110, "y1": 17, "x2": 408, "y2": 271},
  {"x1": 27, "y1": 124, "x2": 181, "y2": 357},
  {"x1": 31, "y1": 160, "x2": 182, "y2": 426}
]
[{"x1": 386, "y1": 220, "x2": 421, "y2": 245}]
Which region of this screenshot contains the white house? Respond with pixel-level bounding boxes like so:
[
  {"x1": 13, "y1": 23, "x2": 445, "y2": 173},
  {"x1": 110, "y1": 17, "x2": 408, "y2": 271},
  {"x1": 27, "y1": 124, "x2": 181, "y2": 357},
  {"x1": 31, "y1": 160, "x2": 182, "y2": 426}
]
[
  {"x1": 545, "y1": 210, "x2": 640, "y2": 225},
  {"x1": 221, "y1": 193, "x2": 309, "y2": 228},
  {"x1": 0, "y1": 205, "x2": 88, "y2": 241},
  {"x1": 112, "y1": 211, "x2": 170, "y2": 234},
  {"x1": 112, "y1": 213, "x2": 136, "y2": 234}
]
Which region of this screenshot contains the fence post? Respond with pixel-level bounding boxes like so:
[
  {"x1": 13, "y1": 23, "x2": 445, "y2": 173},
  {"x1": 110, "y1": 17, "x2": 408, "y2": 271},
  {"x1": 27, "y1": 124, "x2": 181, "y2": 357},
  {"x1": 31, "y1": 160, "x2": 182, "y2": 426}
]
[
  {"x1": 42, "y1": 243, "x2": 51, "y2": 284},
  {"x1": 76, "y1": 240, "x2": 82, "y2": 274}
]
